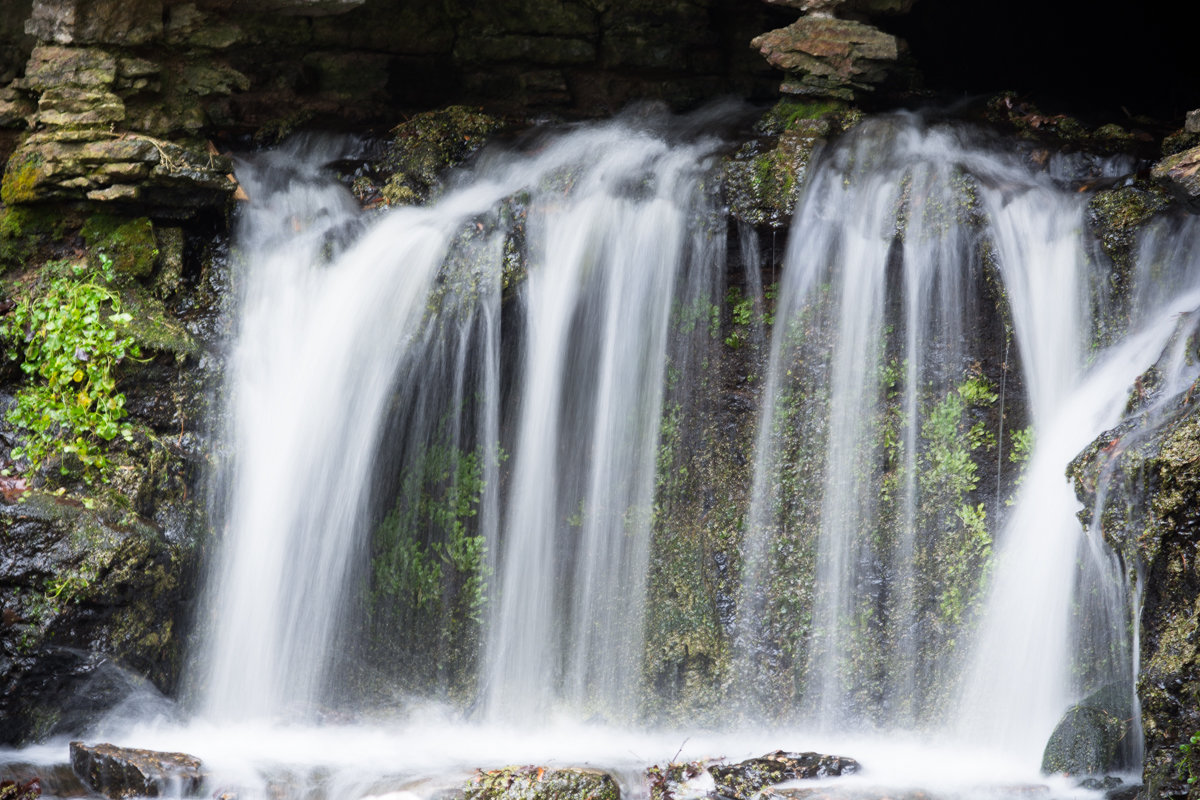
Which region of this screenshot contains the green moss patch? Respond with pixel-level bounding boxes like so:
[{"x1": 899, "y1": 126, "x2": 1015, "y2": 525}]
[{"x1": 81, "y1": 214, "x2": 159, "y2": 278}]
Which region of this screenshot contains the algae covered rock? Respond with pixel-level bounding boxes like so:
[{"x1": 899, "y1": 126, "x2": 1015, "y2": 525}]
[
  {"x1": 460, "y1": 766, "x2": 619, "y2": 800},
  {"x1": 372, "y1": 106, "x2": 506, "y2": 207},
  {"x1": 1069, "y1": 354, "x2": 1200, "y2": 798},
  {"x1": 1087, "y1": 182, "x2": 1170, "y2": 345},
  {"x1": 722, "y1": 98, "x2": 862, "y2": 228}
]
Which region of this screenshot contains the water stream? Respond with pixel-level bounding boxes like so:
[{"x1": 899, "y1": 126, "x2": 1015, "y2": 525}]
[
  {"x1": 9, "y1": 108, "x2": 1200, "y2": 799},
  {"x1": 195, "y1": 110, "x2": 730, "y2": 723}
]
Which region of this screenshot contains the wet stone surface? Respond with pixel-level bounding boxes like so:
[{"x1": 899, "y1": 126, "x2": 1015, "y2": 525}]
[{"x1": 69, "y1": 741, "x2": 203, "y2": 799}]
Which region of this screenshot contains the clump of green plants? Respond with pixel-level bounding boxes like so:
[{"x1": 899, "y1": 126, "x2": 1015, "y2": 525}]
[
  {"x1": 1180, "y1": 731, "x2": 1200, "y2": 785},
  {"x1": 369, "y1": 441, "x2": 497, "y2": 695},
  {"x1": 724, "y1": 286, "x2": 755, "y2": 349},
  {"x1": 919, "y1": 373, "x2": 998, "y2": 626},
  {"x1": 0, "y1": 255, "x2": 139, "y2": 482}
]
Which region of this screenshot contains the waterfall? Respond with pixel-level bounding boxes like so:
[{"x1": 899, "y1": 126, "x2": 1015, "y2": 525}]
[
  {"x1": 481, "y1": 138, "x2": 723, "y2": 719},
  {"x1": 182, "y1": 105, "x2": 1200, "y2": 784},
  {"x1": 193, "y1": 112, "x2": 727, "y2": 722},
  {"x1": 739, "y1": 112, "x2": 1196, "y2": 766}
]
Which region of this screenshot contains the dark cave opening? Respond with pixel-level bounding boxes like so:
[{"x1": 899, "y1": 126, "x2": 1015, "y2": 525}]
[{"x1": 891, "y1": 0, "x2": 1200, "y2": 122}]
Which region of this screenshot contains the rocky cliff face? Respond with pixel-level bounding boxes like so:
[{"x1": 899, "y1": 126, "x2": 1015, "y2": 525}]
[{"x1": 1072, "y1": 350, "x2": 1200, "y2": 799}]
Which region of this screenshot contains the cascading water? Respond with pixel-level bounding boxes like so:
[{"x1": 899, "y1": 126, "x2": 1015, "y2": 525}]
[
  {"x1": 19, "y1": 107, "x2": 1200, "y2": 799},
  {"x1": 481, "y1": 137, "x2": 724, "y2": 719},
  {"x1": 193, "y1": 111, "x2": 729, "y2": 724},
  {"x1": 737, "y1": 112, "x2": 1198, "y2": 769}
]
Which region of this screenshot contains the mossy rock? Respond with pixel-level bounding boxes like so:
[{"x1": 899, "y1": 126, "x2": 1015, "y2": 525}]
[
  {"x1": 0, "y1": 205, "x2": 71, "y2": 268},
  {"x1": 1, "y1": 130, "x2": 234, "y2": 211},
  {"x1": 722, "y1": 99, "x2": 862, "y2": 228},
  {"x1": 1162, "y1": 130, "x2": 1200, "y2": 158},
  {"x1": 377, "y1": 106, "x2": 506, "y2": 207},
  {"x1": 1, "y1": 148, "x2": 49, "y2": 206},
  {"x1": 1087, "y1": 182, "x2": 1171, "y2": 345},
  {"x1": 1152, "y1": 145, "x2": 1200, "y2": 208},
  {"x1": 82, "y1": 213, "x2": 158, "y2": 278},
  {"x1": 1089, "y1": 185, "x2": 1170, "y2": 259},
  {"x1": 1069, "y1": 364, "x2": 1200, "y2": 797},
  {"x1": 460, "y1": 766, "x2": 619, "y2": 800}
]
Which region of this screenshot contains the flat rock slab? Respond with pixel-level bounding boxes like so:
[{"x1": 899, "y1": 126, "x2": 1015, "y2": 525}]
[
  {"x1": 460, "y1": 766, "x2": 619, "y2": 800},
  {"x1": 1152, "y1": 145, "x2": 1200, "y2": 207},
  {"x1": 69, "y1": 741, "x2": 204, "y2": 799},
  {"x1": 710, "y1": 751, "x2": 861, "y2": 799}
]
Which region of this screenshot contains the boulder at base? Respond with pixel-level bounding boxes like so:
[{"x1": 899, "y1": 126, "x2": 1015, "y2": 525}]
[
  {"x1": 1041, "y1": 705, "x2": 1128, "y2": 775},
  {"x1": 69, "y1": 741, "x2": 203, "y2": 799}
]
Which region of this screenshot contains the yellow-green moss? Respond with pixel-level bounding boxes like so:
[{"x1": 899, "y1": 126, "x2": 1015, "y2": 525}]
[
  {"x1": 0, "y1": 206, "x2": 69, "y2": 268},
  {"x1": 82, "y1": 214, "x2": 159, "y2": 278},
  {"x1": 1, "y1": 151, "x2": 46, "y2": 206}
]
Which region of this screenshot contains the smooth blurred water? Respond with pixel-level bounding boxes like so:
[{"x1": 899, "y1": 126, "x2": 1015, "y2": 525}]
[
  {"x1": 194, "y1": 111, "x2": 728, "y2": 724},
  {"x1": 739, "y1": 113, "x2": 1199, "y2": 770},
  {"x1": 11, "y1": 110, "x2": 1200, "y2": 799}
]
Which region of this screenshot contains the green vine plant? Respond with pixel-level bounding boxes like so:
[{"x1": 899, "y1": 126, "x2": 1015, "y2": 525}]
[
  {"x1": 0, "y1": 255, "x2": 139, "y2": 483},
  {"x1": 1180, "y1": 731, "x2": 1200, "y2": 785}
]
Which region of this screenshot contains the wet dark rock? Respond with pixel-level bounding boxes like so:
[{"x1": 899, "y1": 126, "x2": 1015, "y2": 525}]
[
  {"x1": 69, "y1": 741, "x2": 203, "y2": 799},
  {"x1": 709, "y1": 751, "x2": 861, "y2": 799},
  {"x1": 1087, "y1": 182, "x2": 1171, "y2": 345},
  {"x1": 1103, "y1": 784, "x2": 1142, "y2": 800},
  {"x1": 984, "y1": 93, "x2": 1155, "y2": 157},
  {"x1": 1042, "y1": 704, "x2": 1128, "y2": 775},
  {"x1": 0, "y1": 491, "x2": 201, "y2": 744},
  {"x1": 1078, "y1": 775, "x2": 1126, "y2": 791},
  {"x1": 459, "y1": 766, "x2": 619, "y2": 800}
]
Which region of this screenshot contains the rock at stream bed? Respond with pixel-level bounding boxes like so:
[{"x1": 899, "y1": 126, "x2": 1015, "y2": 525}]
[
  {"x1": 1041, "y1": 704, "x2": 1128, "y2": 776},
  {"x1": 709, "y1": 751, "x2": 861, "y2": 800},
  {"x1": 649, "y1": 751, "x2": 862, "y2": 800},
  {"x1": 459, "y1": 766, "x2": 619, "y2": 800},
  {"x1": 69, "y1": 741, "x2": 203, "y2": 799}
]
